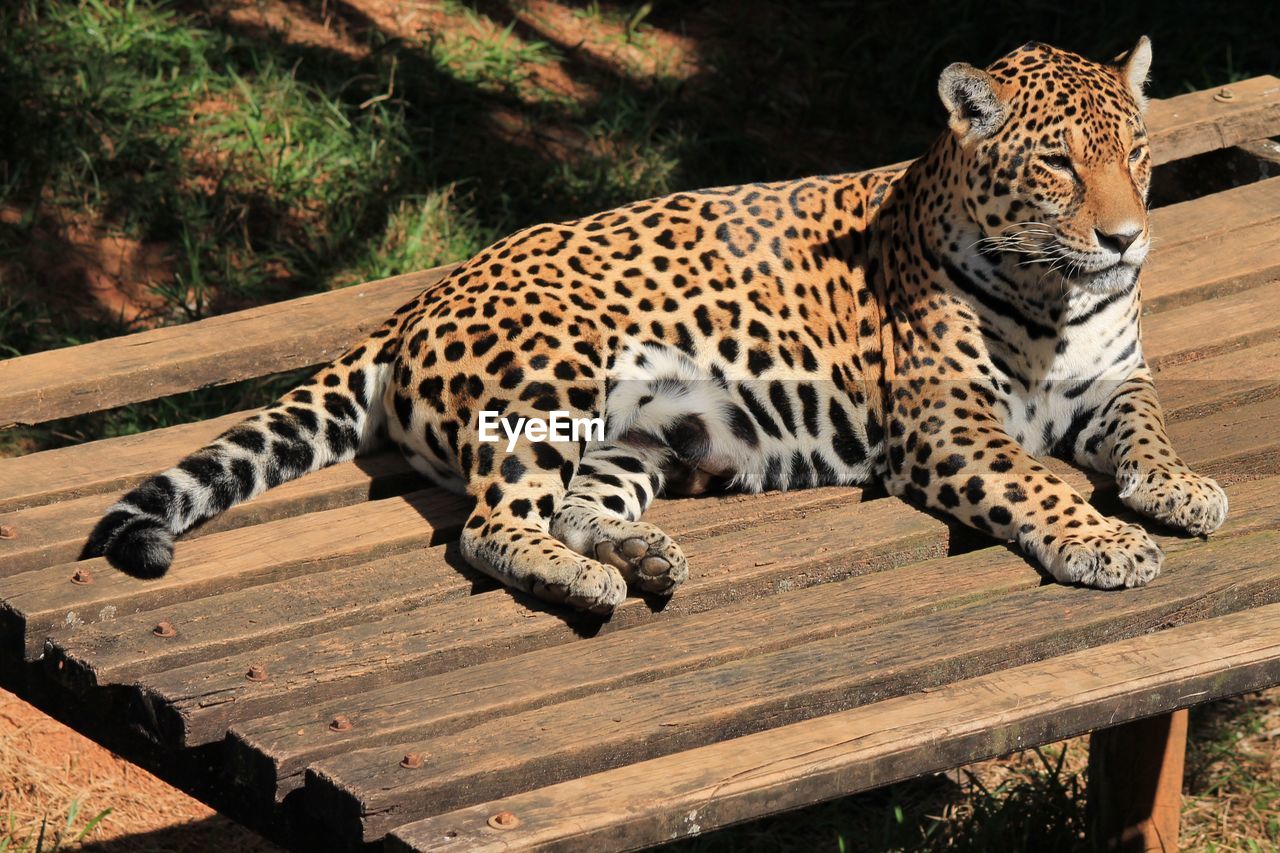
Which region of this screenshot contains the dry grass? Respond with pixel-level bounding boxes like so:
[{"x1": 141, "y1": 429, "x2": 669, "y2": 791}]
[
  {"x1": 1182, "y1": 689, "x2": 1280, "y2": 852},
  {"x1": 0, "y1": 689, "x2": 275, "y2": 852}
]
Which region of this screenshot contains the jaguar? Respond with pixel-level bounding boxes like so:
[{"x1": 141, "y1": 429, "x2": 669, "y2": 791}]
[{"x1": 86, "y1": 37, "x2": 1228, "y2": 613}]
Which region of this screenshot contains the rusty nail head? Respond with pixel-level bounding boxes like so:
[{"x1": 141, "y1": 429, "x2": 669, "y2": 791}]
[
  {"x1": 152, "y1": 621, "x2": 177, "y2": 638},
  {"x1": 488, "y1": 811, "x2": 521, "y2": 830},
  {"x1": 1214, "y1": 87, "x2": 1236, "y2": 102},
  {"x1": 328, "y1": 715, "x2": 353, "y2": 733},
  {"x1": 245, "y1": 665, "x2": 267, "y2": 682},
  {"x1": 400, "y1": 752, "x2": 426, "y2": 769},
  {"x1": 71, "y1": 568, "x2": 93, "y2": 585},
  {"x1": 0, "y1": 525, "x2": 15, "y2": 540}
]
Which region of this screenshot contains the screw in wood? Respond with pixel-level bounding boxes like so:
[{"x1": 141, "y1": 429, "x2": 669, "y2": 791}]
[
  {"x1": 152, "y1": 621, "x2": 177, "y2": 638},
  {"x1": 245, "y1": 665, "x2": 267, "y2": 682},
  {"x1": 399, "y1": 752, "x2": 426, "y2": 769},
  {"x1": 0, "y1": 525, "x2": 16, "y2": 540},
  {"x1": 487, "y1": 811, "x2": 521, "y2": 830},
  {"x1": 70, "y1": 568, "x2": 93, "y2": 585},
  {"x1": 1214, "y1": 87, "x2": 1236, "y2": 103},
  {"x1": 328, "y1": 715, "x2": 353, "y2": 733}
]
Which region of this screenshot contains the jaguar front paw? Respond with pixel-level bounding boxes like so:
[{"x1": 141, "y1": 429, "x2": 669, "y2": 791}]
[
  {"x1": 1117, "y1": 463, "x2": 1228, "y2": 536},
  {"x1": 1041, "y1": 521, "x2": 1163, "y2": 589}
]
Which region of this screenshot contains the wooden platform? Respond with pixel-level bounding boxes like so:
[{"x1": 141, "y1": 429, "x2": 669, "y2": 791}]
[{"x1": 1, "y1": 78, "x2": 1279, "y2": 851}]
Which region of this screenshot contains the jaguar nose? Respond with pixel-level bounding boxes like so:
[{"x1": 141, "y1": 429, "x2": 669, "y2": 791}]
[{"x1": 1095, "y1": 228, "x2": 1141, "y2": 255}]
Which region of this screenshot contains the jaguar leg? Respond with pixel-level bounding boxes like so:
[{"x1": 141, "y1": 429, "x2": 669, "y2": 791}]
[{"x1": 551, "y1": 441, "x2": 689, "y2": 595}]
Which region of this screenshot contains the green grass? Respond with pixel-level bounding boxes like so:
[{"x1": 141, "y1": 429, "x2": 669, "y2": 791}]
[{"x1": 1, "y1": 800, "x2": 112, "y2": 852}]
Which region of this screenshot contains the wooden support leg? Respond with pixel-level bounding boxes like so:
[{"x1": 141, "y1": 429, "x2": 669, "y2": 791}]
[{"x1": 1088, "y1": 708, "x2": 1189, "y2": 852}]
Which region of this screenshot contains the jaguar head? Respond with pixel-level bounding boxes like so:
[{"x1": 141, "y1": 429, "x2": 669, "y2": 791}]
[{"x1": 939, "y1": 38, "x2": 1154, "y2": 292}]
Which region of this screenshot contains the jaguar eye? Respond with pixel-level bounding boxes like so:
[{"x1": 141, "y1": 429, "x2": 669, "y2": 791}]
[
  {"x1": 1129, "y1": 146, "x2": 1146, "y2": 163},
  {"x1": 1041, "y1": 154, "x2": 1076, "y2": 177}
]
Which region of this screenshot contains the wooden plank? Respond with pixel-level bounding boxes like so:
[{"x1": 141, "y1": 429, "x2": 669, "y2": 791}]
[
  {"x1": 305, "y1": 530, "x2": 1280, "y2": 844},
  {"x1": 0, "y1": 489, "x2": 469, "y2": 660},
  {"x1": 1145, "y1": 282, "x2": 1280, "y2": 370},
  {"x1": 2, "y1": 78, "x2": 1277, "y2": 430},
  {"x1": 226, "y1": 546, "x2": 1041, "y2": 799},
  {"x1": 879, "y1": 76, "x2": 1280, "y2": 174},
  {"x1": 53, "y1": 390, "x2": 1279, "y2": 746},
  {"x1": 1146, "y1": 76, "x2": 1280, "y2": 166},
  {"x1": 0, "y1": 268, "x2": 449, "y2": 428},
  {"x1": 1142, "y1": 177, "x2": 1280, "y2": 313},
  {"x1": 41, "y1": 485, "x2": 859, "y2": 694},
  {"x1": 0, "y1": 410, "x2": 253, "y2": 513},
  {"x1": 120, "y1": 492, "x2": 951, "y2": 748},
  {"x1": 1088, "y1": 709, "x2": 1188, "y2": 852},
  {"x1": 383, "y1": 603, "x2": 1280, "y2": 853},
  {"x1": 1165, "y1": 395, "x2": 1280, "y2": 484},
  {"x1": 0, "y1": 451, "x2": 419, "y2": 577},
  {"x1": 1156, "y1": 337, "x2": 1280, "y2": 421},
  {"x1": 226, "y1": 473, "x2": 1280, "y2": 800},
  {"x1": 226, "y1": 472, "x2": 1280, "y2": 801}
]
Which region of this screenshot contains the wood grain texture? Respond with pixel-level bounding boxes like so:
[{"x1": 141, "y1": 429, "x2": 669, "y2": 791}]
[
  {"x1": 1146, "y1": 282, "x2": 1280, "y2": 370},
  {"x1": 1089, "y1": 709, "x2": 1188, "y2": 852},
  {"x1": 0, "y1": 411, "x2": 253, "y2": 513},
  {"x1": 1141, "y1": 177, "x2": 1280, "y2": 314},
  {"x1": 129, "y1": 493, "x2": 951, "y2": 748},
  {"x1": 1156, "y1": 338, "x2": 1280, "y2": 421},
  {"x1": 42, "y1": 485, "x2": 858, "y2": 694},
  {"x1": 0, "y1": 452, "x2": 418, "y2": 577},
  {"x1": 226, "y1": 545, "x2": 1042, "y2": 799},
  {"x1": 0, "y1": 268, "x2": 449, "y2": 428},
  {"x1": 1146, "y1": 76, "x2": 1280, "y2": 166},
  {"x1": 225, "y1": 470, "x2": 1280, "y2": 801},
  {"x1": 220, "y1": 460, "x2": 1280, "y2": 799},
  {"x1": 384, "y1": 604, "x2": 1280, "y2": 853},
  {"x1": 308, "y1": 531, "x2": 1280, "y2": 844},
  {"x1": 0, "y1": 489, "x2": 469, "y2": 660},
  {"x1": 1165, "y1": 396, "x2": 1280, "y2": 484}
]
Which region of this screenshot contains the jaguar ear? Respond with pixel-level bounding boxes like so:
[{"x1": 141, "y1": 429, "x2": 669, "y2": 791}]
[
  {"x1": 938, "y1": 63, "x2": 1009, "y2": 144},
  {"x1": 1115, "y1": 35, "x2": 1153, "y2": 113}
]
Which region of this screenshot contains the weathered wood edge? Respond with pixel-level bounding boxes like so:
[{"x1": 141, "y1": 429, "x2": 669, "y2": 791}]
[
  {"x1": 310, "y1": 531, "x2": 1280, "y2": 844},
  {"x1": 0, "y1": 268, "x2": 450, "y2": 427},
  {"x1": 224, "y1": 469, "x2": 1276, "y2": 804},
  {"x1": 383, "y1": 603, "x2": 1280, "y2": 853}
]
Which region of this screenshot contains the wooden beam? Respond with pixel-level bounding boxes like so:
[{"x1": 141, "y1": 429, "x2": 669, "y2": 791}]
[
  {"x1": 307, "y1": 532, "x2": 1280, "y2": 845},
  {"x1": 0, "y1": 268, "x2": 449, "y2": 428},
  {"x1": 1156, "y1": 338, "x2": 1280, "y2": 422},
  {"x1": 381, "y1": 604, "x2": 1280, "y2": 853},
  {"x1": 1088, "y1": 709, "x2": 1189, "y2": 852},
  {"x1": 0, "y1": 410, "x2": 254, "y2": 513},
  {"x1": 1141, "y1": 178, "x2": 1280, "y2": 313},
  {"x1": 1146, "y1": 76, "x2": 1280, "y2": 166},
  {"x1": 1145, "y1": 282, "x2": 1280, "y2": 371}
]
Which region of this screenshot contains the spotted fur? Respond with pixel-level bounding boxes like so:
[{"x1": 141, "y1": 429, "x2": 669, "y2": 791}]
[{"x1": 86, "y1": 38, "x2": 1226, "y2": 610}]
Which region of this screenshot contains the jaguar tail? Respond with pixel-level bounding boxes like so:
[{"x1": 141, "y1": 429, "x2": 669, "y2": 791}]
[{"x1": 82, "y1": 331, "x2": 398, "y2": 577}]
